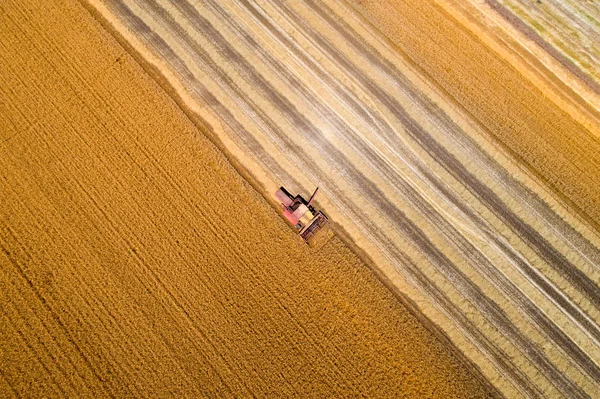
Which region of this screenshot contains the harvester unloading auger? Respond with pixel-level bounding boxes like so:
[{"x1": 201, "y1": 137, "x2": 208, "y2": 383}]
[{"x1": 275, "y1": 187, "x2": 328, "y2": 241}]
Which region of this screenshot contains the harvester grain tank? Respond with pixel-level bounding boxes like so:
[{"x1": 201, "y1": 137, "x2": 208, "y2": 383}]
[{"x1": 275, "y1": 186, "x2": 328, "y2": 241}]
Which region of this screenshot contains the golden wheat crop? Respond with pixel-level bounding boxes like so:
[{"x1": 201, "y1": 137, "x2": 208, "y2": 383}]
[
  {"x1": 69, "y1": 0, "x2": 600, "y2": 396},
  {"x1": 0, "y1": 0, "x2": 495, "y2": 397}
]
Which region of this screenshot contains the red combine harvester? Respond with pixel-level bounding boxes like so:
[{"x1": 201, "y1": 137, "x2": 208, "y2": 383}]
[{"x1": 275, "y1": 186, "x2": 328, "y2": 241}]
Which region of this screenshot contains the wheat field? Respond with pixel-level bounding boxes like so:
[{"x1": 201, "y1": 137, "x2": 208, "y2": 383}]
[
  {"x1": 0, "y1": 0, "x2": 496, "y2": 397},
  {"x1": 74, "y1": 0, "x2": 600, "y2": 397}
]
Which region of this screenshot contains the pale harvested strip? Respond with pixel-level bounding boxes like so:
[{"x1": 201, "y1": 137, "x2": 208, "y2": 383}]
[
  {"x1": 489, "y1": 0, "x2": 600, "y2": 84},
  {"x1": 346, "y1": 0, "x2": 600, "y2": 233},
  {"x1": 248, "y1": 0, "x2": 600, "y2": 376},
  {"x1": 430, "y1": 0, "x2": 600, "y2": 144},
  {"x1": 85, "y1": 0, "x2": 600, "y2": 397},
  {"x1": 0, "y1": 0, "x2": 497, "y2": 397},
  {"x1": 308, "y1": 0, "x2": 600, "y2": 331},
  {"x1": 120, "y1": 0, "x2": 596, "y2": 396}
]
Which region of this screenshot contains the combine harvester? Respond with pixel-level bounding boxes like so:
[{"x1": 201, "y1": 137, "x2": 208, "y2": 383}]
[{"x1": 275, "y1": 187, "x2": 328, "y2": 241}]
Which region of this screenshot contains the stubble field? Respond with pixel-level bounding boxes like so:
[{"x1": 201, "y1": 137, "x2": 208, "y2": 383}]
[{"x1": 347, "y1": 0, "x2": 600, "y2": 231}]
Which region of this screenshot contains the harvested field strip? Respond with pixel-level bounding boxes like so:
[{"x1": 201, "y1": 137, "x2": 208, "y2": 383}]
[
  {"x1": 0, "y1": 0, "x2": 496, "y2": 397},
  {"x1": 491, "y1": 0, "x2": 600, "y2": 83},
  {"x1": 82, "y1": 0, "x2": 600, "y2": 397},
  {"x1": 346, "y1": 0, "x2": 600, "y2": 231}
]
